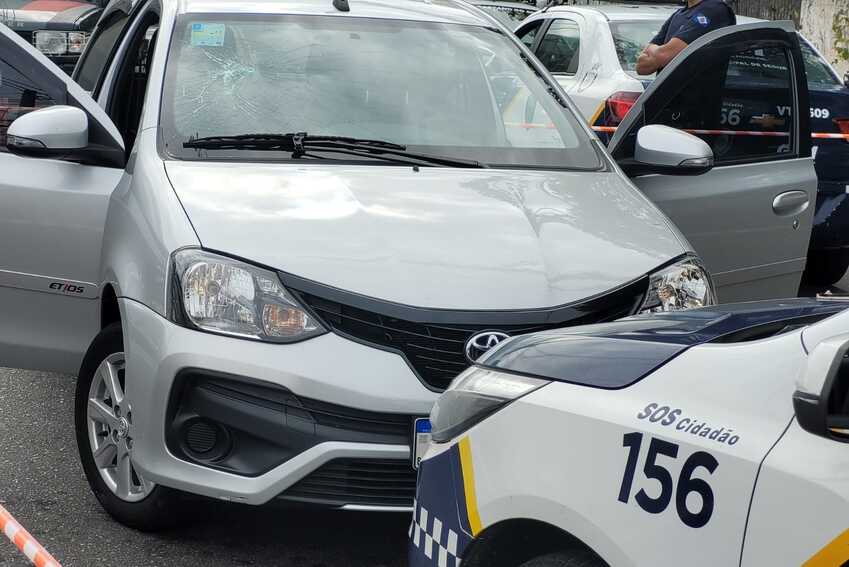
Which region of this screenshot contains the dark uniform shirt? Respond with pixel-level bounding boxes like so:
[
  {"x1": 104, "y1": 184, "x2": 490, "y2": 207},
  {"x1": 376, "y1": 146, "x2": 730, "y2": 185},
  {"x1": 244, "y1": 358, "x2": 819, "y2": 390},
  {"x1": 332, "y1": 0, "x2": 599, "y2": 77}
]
[{"x1": 651, "y1": 0, "x2": 736, "y2": 46}]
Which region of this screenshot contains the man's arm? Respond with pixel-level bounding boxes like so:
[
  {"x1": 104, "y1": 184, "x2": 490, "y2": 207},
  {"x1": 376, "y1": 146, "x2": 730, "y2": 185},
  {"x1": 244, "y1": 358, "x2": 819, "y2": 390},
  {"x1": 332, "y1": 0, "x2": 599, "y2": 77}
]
[{"x1": 636, "y1": 38, "x2": 688, "y2": 75}]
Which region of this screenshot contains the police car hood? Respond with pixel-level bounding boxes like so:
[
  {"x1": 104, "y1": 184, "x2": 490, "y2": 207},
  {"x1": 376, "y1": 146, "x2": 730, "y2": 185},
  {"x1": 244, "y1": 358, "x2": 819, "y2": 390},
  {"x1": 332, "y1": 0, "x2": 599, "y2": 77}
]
[
  {"x1": 480, "y1": 298, "x2": 849, "y2": 387},
  {"x1": 0, "y1": 0, "x2": 99, "y2": 30},
  {"x1": 165, "y1": 162, "x2": 685, "y2": 310}
]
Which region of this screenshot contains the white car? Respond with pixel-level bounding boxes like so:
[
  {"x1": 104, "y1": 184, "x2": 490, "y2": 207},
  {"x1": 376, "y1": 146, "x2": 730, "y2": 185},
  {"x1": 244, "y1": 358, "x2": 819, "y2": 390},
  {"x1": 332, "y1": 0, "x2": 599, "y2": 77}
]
[
  {"x1": 410, "y1": 298, "x2": 849, "y2": 566},
  {"x1": 513, "y1": 4, "x2": 840, "y2": 128}
]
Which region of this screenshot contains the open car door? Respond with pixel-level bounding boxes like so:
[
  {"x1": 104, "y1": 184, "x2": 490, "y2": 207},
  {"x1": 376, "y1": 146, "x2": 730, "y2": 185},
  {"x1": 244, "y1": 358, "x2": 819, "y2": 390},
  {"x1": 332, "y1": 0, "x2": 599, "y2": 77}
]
[
  {"x1": 0, "y1": 23, "x2": 124, "y2": 373},
  {"x1": 608, "y1": 22, "x2": 814, "y2": 302}
]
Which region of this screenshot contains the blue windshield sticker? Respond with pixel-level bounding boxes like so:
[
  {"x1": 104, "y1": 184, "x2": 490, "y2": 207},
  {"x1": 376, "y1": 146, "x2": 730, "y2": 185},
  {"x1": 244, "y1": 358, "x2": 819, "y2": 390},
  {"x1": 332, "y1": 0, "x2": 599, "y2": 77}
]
[{"x1": 190, "y1": 23, "x2": 225, "y2": 47}]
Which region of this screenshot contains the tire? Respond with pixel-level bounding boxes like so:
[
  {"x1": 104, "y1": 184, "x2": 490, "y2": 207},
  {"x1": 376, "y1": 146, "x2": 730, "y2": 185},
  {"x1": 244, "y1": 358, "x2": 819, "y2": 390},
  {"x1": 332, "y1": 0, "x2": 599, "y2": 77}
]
[
  {"x1": 519, "y1": 549, "x2": 606, "y2": 567},
  {"x1": 803, "y1": 249, "x2": 849, "y2": 287},
  {"x1": 75, "y1": 322, "x2": 186, "y2": 531}
]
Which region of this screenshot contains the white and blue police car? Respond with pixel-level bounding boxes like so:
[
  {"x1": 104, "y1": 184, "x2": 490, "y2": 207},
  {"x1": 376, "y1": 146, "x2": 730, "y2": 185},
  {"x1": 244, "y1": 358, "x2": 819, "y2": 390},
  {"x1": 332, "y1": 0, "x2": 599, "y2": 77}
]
[{"x1": 410, "y1": 298, "x2": 849, "y2": 566}]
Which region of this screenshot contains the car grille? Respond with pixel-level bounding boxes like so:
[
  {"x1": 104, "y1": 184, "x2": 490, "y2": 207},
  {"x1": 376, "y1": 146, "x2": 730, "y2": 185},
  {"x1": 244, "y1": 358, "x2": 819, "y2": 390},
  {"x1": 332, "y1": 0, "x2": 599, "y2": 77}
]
[
  {"x1": 288, "y1": 276, "x2": 648, "y2": 391},
  {"x1": 279, "y1": 459, "x2": 417, "y2": 508}
]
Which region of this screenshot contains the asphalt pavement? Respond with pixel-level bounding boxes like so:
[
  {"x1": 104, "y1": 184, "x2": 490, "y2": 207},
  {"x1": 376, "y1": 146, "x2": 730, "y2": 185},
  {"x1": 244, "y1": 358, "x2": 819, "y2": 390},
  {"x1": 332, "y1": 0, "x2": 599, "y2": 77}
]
[{"x1": 0, "y1": 367, "x2": 407, "y2": 567}]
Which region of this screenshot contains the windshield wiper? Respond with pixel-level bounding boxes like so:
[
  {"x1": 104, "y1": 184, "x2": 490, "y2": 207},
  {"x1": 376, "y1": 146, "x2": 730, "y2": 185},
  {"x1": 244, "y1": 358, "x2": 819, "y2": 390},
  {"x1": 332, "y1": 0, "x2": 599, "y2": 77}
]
[{"x1": 183, "y1": 132, "x2": 486, "y2": 168}]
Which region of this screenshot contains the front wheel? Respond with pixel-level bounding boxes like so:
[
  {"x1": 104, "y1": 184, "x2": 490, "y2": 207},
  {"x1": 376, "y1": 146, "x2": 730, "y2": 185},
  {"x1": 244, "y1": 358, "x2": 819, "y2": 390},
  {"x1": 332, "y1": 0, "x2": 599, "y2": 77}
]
[
  {"x1": 519, "y1": 550, "x2": 607, "y2": 567},
  {"x1": 75, "y1": 322, "x2": 186, "y2": 531}
]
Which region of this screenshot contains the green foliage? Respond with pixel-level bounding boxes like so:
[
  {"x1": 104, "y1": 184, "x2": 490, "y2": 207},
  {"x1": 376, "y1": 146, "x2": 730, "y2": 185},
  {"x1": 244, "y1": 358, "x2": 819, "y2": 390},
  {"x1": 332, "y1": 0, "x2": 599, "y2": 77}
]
[{"x1": 834, "y1": 7, "x2": 849, "y2": 63}]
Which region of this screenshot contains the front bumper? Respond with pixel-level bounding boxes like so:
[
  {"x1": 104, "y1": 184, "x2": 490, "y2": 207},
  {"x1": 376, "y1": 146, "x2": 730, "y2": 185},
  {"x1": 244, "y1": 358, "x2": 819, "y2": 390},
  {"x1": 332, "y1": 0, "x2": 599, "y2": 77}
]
[{"x1": 121, "y1": 298, "x2": 435, "y2": 506}]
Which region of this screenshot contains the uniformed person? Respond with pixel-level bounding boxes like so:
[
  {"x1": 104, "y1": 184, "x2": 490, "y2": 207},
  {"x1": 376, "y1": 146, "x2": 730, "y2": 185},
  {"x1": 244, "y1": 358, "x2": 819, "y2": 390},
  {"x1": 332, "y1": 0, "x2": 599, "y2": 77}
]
[{"x1": 636, "y1": 0, "x2": 736, "y2": 75}]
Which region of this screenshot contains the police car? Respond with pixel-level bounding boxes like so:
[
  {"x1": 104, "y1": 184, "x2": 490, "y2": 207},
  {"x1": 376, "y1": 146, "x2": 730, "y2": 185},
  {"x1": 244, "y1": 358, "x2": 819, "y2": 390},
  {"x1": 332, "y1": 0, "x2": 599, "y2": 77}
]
[
  {"x1": 515, "y1": 4, "x2": 849, "y2": 286},
  {"x1": 410, "y1": 298, "x2": 849, "y2": 566}
]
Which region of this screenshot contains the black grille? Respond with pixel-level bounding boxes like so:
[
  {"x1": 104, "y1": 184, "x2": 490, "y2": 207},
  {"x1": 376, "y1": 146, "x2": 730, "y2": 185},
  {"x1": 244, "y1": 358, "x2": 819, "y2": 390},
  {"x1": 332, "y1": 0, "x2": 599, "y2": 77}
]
[
  {"x1": 279, "y1": 459, "x2": 416, "y2": 508},
  {"x1": 194, "y1": 376, "x2": 413, "y2": 441},
  {"x1": 289, "y1": 276, "x2": 648, "y2": 391}
]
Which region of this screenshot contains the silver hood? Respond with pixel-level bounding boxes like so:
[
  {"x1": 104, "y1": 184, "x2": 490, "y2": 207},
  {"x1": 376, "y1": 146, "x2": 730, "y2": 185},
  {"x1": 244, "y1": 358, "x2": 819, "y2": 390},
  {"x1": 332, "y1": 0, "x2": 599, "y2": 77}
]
[{"x1": 165, "y1": 162, "x2": 686, "y2": 310}]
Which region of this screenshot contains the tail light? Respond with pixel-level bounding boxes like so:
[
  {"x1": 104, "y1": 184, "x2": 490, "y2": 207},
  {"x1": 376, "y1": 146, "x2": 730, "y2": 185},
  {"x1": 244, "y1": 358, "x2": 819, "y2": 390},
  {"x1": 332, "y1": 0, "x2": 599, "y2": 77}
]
[
  {"x1": 605, "y1": 91, "x2": 641, "y2": 126},
  {"x1": 835, "y1": 118, "x2": 849, "y2": 143}
]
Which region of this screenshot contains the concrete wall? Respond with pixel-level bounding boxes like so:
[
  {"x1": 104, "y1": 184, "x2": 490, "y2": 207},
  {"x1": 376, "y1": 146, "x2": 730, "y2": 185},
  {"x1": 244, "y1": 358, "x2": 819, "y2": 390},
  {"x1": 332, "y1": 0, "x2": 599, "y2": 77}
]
[{"x1": 799, "y1": 0, "x2": 849, "y2": 75}]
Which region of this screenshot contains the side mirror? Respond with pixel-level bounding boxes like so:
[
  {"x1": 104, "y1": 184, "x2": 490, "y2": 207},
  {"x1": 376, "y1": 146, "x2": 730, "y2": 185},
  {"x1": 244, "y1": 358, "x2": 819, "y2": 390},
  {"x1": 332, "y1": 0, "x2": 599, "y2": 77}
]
[
  {"x1": 7, "y1": 105, "x2": 88, "y2": 159},
  {"x1": 794, "y1": 333, "x2": 849, "y2": 442},
  {"x1": 634, "y1": 124, "x2": 714, "y2": 175},
  {"x1": 844, "y1": 70, "x2": 849, "y2": 87}
]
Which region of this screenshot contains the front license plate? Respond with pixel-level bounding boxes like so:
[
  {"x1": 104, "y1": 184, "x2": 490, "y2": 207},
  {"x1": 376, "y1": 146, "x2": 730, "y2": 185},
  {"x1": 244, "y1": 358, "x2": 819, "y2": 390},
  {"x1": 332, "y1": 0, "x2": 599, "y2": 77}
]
[{"x1": 412, "y1": 418, "x2": 432, "y2": 470}]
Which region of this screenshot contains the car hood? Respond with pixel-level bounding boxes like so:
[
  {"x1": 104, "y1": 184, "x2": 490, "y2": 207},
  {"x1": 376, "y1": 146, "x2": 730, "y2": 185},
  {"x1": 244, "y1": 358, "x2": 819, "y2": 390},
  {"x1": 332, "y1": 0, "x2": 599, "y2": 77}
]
[{"x1": 165, "y1": 162, "x2": 685, "y2": 310}]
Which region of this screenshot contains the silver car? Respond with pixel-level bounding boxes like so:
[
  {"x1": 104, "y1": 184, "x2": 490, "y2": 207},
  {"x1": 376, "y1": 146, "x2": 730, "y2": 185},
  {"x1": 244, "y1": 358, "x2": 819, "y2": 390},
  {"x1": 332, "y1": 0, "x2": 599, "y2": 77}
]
[{"x1": 0, "y1": 0, "x2": 811, "y2": 529}]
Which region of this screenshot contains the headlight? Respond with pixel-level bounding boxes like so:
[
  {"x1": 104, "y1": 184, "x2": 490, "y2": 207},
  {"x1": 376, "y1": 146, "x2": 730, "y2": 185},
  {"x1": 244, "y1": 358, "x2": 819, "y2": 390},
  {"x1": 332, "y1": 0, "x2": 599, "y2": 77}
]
[
  {"x1": 169, "y1": 249, "x2": 326, "y2": 343},
  {"x1": 639, "y1": 255, "x2": 716, "y2": 314},
  {"x1": 33, "y1": 31, "x2": 88, "y2": 55},
  {"x1": 430, "y1": 367, "x2": 549, "y2": 443}
]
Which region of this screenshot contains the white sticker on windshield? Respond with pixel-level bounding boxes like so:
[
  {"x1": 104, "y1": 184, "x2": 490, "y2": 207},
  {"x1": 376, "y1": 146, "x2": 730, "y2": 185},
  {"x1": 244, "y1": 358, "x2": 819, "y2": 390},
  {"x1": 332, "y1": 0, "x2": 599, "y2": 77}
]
[{"x1": 190, "y1": 23, "x2": 225, "y2": 47}]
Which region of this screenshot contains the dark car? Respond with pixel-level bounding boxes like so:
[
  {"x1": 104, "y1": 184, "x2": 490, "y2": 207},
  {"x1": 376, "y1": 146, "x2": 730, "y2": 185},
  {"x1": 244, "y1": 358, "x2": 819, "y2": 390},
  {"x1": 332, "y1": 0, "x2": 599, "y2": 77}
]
[
  {"x1": 799, "y1": 41, "x2": 849, "y2": 286},
  {"x1": 0, "y1": 0, "x2": 103, "y2": 74}
]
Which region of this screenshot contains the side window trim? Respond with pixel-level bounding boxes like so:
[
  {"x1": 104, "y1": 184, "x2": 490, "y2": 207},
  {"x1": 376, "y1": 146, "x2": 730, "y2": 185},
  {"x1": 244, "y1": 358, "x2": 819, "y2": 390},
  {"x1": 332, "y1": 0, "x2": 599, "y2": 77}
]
[
  {"x1": 531, "y1": 18, "x2": 553, "y2": 53},
  {"x1": 97, "y1": 0, "x2": 160, "y2": 109},
  {"x1": 72, "y1": 5, "x2": 135, "y2": 98}
]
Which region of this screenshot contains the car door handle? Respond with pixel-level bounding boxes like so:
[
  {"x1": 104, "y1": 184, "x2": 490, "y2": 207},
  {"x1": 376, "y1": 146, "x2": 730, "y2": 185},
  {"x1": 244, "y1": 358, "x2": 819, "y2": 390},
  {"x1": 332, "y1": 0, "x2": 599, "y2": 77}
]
[{"x1": 772, "y1": 191, "x2": 810, "y2": 217}]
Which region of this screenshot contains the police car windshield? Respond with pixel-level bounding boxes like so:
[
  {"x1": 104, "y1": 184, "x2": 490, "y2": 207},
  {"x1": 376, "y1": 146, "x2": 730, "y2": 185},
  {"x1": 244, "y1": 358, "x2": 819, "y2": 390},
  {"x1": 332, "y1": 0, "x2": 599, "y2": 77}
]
[
  {"x1": 609, "y1": 20, "x2": 664, "y2": 78},
  {"x1": 161, "y1": 14, "x2": 600, "y2": 169}
]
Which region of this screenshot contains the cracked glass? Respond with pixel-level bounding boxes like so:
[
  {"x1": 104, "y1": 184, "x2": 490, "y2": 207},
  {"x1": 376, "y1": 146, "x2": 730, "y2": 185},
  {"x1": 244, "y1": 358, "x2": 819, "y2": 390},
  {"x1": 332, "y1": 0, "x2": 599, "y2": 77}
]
[{"x1": 160, "y1": 14, "x2": 600, "y2": 169}]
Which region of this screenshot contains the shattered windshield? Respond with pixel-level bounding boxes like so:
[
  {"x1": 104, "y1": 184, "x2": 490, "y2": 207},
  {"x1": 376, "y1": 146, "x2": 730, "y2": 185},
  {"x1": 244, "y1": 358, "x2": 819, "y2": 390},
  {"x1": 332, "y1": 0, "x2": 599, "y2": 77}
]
[{"x1": 160, "y1": 14, "x2": 600, "y2": 169}]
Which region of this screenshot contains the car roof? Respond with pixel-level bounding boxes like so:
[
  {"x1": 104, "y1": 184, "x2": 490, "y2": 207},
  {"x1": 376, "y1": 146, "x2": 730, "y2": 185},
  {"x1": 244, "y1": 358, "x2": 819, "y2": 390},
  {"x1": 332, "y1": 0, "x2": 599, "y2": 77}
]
[
  {"x1": 545, "y1": 3, "x2": 762, "y2": 23},
  {"x1": 177, "y1": 0, "x2": 492, "y2": 26}
]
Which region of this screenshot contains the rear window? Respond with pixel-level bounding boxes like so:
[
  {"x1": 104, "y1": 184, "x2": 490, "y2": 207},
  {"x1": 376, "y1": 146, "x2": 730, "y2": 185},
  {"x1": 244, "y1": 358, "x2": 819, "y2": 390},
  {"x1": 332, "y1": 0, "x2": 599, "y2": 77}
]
[
  {"x1": 800, "y1": 39, "x2": 841, "y2": 88},
  {"x1": 609, "y1": 20, "x2": 663, "y2": 77}
]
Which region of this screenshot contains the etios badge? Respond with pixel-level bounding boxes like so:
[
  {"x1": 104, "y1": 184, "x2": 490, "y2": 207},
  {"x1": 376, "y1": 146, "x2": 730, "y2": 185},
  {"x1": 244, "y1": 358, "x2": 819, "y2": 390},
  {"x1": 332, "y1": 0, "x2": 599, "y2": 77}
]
[{"x1": 465, "y1": 331, "x2": 510, "y2": 363}]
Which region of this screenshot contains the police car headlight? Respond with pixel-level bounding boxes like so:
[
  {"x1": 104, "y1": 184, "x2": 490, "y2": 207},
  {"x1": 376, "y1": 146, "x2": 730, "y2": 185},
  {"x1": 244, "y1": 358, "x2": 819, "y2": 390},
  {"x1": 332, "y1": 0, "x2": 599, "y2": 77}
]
[
  {"x1": 430, "y1": 367, "x2": 549, "y2": 443},
  {"x1": 169, "y1": 249, "x2": 326, "y2": 343},
  {"x1": 639, "y1": 255, "x2": 716, "y2": 314}
]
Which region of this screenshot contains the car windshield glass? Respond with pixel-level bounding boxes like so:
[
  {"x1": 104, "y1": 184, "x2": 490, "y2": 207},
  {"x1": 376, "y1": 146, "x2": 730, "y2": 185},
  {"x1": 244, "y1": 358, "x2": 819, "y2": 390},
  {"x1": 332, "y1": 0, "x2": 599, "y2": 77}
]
[
  {"x1": 161, "y1": 14, "x2": 600, "y2": 169},
  {"x1": 609, "y1": 20, "x2": 663, "y2": 78},
  {"x1": 800, "y1": 40, "x2": 841, "y2": 88}
]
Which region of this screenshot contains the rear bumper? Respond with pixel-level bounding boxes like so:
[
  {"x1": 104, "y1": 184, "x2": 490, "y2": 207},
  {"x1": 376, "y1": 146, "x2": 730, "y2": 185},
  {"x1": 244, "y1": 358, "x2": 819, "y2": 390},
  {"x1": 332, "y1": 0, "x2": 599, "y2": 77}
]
[{"x1": 120, "y1": 298, "x2": 434, "y2": 507}]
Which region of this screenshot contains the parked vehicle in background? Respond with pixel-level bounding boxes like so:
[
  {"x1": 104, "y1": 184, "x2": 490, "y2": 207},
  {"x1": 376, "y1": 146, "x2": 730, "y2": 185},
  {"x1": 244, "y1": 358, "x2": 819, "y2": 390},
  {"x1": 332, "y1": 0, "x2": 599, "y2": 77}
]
[
  {"x1": 470, "y1": 1, "x2": 537, "y2": 29},
  {"x1": 516, "y1": 4, "x2": 849, "y2": 287},
  {"x1": 410, "y1": 298, "x2": 849, "y2": 566},
  {"x1": 0, "y1": 0, "x2": 103, "y2": 74}
]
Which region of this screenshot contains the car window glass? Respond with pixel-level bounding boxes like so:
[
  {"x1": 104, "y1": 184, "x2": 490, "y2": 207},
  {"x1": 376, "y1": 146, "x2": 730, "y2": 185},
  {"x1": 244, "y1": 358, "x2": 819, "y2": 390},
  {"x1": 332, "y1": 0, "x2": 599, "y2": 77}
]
[
  {"x1": 108, "y1": 16, "x2": 159, "y2": 153},
  {"x1": 161, "y1": 15, "x2": 601, "y2": 170},
  {"x1": 609, "y1": 21, "x2": 663, "y2": 78},
  {"x1": 0, "y1": 59, "x2": 55, "y2": 152},
  {"x1": 800, "y1": 40, "x2": 840, "y2": 87},
  {"x1": 648, "y1": 45, "x2": 795, "y2": 164},
  {"x1": 516, "y1": 20, "x2": 542, "y2": 48},
  {"x1": 75, "y1": 11, "x2": 133, "y2": 93},
  {"x1": 535, "y1": 19, "x2": 580, "y2": 75}
]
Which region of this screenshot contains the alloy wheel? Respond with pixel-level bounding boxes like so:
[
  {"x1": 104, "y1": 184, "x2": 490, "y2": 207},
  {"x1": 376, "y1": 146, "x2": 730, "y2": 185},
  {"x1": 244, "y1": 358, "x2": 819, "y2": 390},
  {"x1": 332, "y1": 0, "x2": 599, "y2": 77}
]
[{"x1": 86, "y1": 352, "x2": 155, "y2": 502}]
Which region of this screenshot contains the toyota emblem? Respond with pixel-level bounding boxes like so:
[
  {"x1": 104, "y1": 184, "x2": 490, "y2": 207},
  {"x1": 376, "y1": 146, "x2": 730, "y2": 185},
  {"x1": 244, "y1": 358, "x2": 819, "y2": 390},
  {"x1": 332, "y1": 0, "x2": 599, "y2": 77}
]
[{"x1": 465, "y1": 331, "x2": 510, "y2": 363}]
